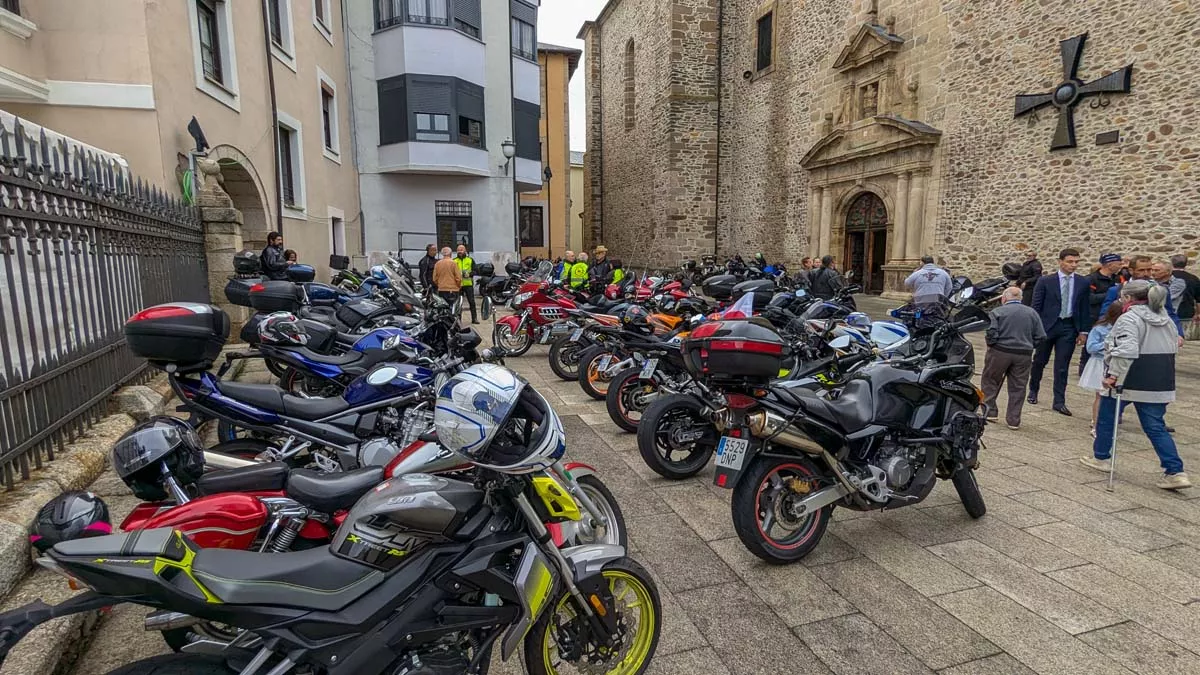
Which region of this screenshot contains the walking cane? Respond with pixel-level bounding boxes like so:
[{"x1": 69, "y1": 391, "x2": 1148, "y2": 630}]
[{"x1": 1107, "y1": 385, "x2": 1124, "y2": 492}]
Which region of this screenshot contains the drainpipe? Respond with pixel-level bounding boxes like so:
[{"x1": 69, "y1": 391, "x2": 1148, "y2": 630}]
[
  {"x1": 713, "y1": 0, "x2": 723, "y2": 257},
  {"x1": 509, "y1": 21, "x2": 520, "y2": 254},
  {"x1": 260, "y1": 0, "x2": 284, "y2": 234},
  {"x1": 340, "y1": 0, "x2": 367, "y2": 255}
]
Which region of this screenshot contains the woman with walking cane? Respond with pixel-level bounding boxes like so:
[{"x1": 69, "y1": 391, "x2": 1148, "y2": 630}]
[{"x1": 1080, "y1": 280, "x2": 1191, "y2": 490}]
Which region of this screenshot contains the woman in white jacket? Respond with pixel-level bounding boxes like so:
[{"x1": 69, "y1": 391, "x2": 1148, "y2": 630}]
[{"x1": 1080, "y1": 280, "x2": 1190, "y2": 490}]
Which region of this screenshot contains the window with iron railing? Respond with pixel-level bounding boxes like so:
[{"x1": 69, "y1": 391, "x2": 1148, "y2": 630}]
[
  {"x1": 376, "y1": 0, "x2": 448, "y2": 29},
  {"x1": 197, "y1": 0, "x2": 224, "y2": 83},
  {"x1": 278, "y1": 126, "x2": 297, "y2": 206},
  {"x1": 511, "y1": 18, "x2": 535, "y2": 60},
  {"x1": 0, "y1": 0, "x2": 21, "y2": 16},
  {"x1": 267, "y1": 0, "x2": 284, "y2": 47}
]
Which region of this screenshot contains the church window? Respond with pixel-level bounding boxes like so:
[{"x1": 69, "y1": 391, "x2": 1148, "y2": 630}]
[
  {"x1": 624, "y1": 39, "x2": 635, "y2": 131},
  {"x1": 755, "y1": 10, "x2": 774, "y2": 72}
]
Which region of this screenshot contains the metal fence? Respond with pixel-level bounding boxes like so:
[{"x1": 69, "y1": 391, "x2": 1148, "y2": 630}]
[{"x1": 0, "y1": 114, "x2": 209, "y2": 489}]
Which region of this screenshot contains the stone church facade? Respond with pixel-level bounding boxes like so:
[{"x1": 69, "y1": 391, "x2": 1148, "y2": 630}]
[{"x1": 580, "y1": 0, "x2": 1199, "y2": 293}]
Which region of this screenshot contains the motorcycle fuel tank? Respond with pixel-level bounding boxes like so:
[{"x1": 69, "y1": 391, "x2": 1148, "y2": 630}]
[
  {"x1": 120, "y1": 493, "x2": 269, "y2": 550},
  {"x1": 351, "y1": 327, "x2": 424, "y2": 354},
  {"x1": 343, "y1": 363, "x2": 434, "y2": 406},
  {"x1": 331, "y1": 473, "x2": 484, "y2": 570}
]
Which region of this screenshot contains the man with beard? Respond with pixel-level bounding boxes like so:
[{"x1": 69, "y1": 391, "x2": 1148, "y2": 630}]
[{"x1": 1080, "y1": 252, "x2": 1124, "y2": 373}]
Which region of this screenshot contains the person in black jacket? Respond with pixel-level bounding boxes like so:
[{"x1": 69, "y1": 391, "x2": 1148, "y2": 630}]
[
  {"x1": 1080, "y1": 252, "x2": 1123, "y2": 373},
  {"x1": 1017, "y1": 250, "x2": 1043, "y2": 306},
  {"x1": 809, "y1": 255, "x2": 843, "y2": 300},
  {"x1": 417, "y1": 244, "x2": 437, "y2": 292},
  {"x1": 260, "y1": 231, "x2": 288, "y2": 280},
  {"x1": 1171, "y1": 254, "x2": 1200, "y2": 326}
]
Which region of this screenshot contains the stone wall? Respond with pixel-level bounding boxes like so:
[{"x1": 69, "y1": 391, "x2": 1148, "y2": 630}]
[{"x1": 586, "y1": 0, "x2": 1200, "y2": 282}]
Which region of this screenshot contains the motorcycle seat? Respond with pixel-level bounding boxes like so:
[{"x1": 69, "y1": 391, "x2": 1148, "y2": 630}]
[
  {"x1": 191, "y1": 544, "x2": 383, "y2": 611},
  {"x1": 284, "y1": 347, "x2": 365, "y2": 367},
  {"x1": 774, "y1": 379, "x2": 874, "y2": 433},
  {"x1": 52, "y1": 527, "x2": 187, "y2": 562},
  {"x1": 285, "y1": 466, "x2": 386, "y2": 513},
  {"x1": 216, "y1": 381, "x2": 351, "y2": 419},
  {"x1": 196, "y1": 462, "x2": 290, "y2": 495}
]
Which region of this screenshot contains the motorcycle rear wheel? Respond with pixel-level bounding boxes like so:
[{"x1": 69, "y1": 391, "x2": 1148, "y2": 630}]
[
  {"x1": 493, "y1": 323, "x2": 532, "y2": 357},
  {"x1": 525, "y1": 558, "x2": 661, "y2": 675},
  {"x1": 636, "y1": 395, "x2": 716, "y2": 480},
  {"x1": 548, "y1": 335, "x2": 587, "y2": 381},
  {"x1": 732, "y1": 455, "x2": 832, "y2": 565},
  {"x1": 577, "y1": 345, "x2": 616, "y2": 401},
  {"x1": 952, "y1": 468, "x2": 987, "y2": 519},
  {"x1": 606, "y1": 368, "x2": 660, "y2": 433}
]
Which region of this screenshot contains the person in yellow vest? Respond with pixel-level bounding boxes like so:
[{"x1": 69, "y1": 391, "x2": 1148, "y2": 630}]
[
  {"x1": 611, "y1": 258, "x2": 626, "y2": 285},
  {"x1": 571, "y1": 252, "x2": 589, "y2": 290},
  {"x1": 455, "y1": 244, "x2": 478, "y2": 324},
  {"x1": 560, "y1": 251, "x2": 575, "y2": 283}
]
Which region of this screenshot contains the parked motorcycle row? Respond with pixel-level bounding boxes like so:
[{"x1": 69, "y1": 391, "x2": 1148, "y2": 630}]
[{"x1": 0, "y1": 253, "x2": 663, "y2": 675}]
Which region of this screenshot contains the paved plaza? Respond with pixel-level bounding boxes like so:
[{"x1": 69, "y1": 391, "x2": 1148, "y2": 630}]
[{"x1": 70, "y1": 308, "x2": 1200, "y2": 675}]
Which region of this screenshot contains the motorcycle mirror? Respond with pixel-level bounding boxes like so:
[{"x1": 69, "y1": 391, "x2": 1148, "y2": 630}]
[{"x1": 844, "y1": 271, "x2": 855, "y2": 281}]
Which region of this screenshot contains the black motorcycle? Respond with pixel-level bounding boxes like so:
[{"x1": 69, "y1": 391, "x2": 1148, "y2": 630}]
[{"x1": 706, "y1": 308, "x2": 990, "y2": 564}]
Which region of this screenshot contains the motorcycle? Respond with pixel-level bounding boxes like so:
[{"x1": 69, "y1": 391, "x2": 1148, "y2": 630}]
[
  {"x1": 492, "y1": 276, "x2": 583, "y2": 357},
  {"x1": 6, "y1": 462, "x2": 662, "y2": 675},
  {"x1": 704, "y1": 308, "x2": 990, "y2": 563}
]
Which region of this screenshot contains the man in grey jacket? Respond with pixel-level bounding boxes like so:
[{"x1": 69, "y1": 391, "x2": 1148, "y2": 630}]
[{"x1": 980, "y1": 287, "x2": 1046, "y2": 429}]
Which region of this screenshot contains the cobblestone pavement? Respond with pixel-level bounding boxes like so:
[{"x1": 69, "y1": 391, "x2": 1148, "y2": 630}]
[{"x1": 72, "y1": 307, "x2": 1200, "y2": 675}]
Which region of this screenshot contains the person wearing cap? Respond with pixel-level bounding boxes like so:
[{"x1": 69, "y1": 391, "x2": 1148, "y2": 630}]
[
  {"x1": 1081, "y1": 253, "x2": 1125, "y2": 373},
  {"x1": 590, "y1": 246, "x2": 613, "y2": 288},
  {"x1": 1017, "y1": 249, "x2": 1043, "y2": 306}
]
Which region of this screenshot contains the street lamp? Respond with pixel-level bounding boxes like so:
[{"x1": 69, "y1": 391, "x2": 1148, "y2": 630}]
[{"x1": 500, "y1": 138, "x2": 516, "y2": 175}]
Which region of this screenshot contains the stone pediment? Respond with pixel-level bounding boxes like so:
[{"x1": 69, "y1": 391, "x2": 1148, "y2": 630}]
[
  {"x1": 833, "y1": 23, "x2": 904, "y2": 72},
  {"x1": 801, "y1": 115, "x2": 941, "y2": 169}
]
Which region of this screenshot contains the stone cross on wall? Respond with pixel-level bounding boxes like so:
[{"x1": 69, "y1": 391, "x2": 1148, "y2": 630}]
[{"x1": 1013, "y1": 33, "x2": 1132, "y2": 150}]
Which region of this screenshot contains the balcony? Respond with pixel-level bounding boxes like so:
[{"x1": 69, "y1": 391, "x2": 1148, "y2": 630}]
[
  {"x1": 514, "y1": 157, "x2": 542, "y2": 193},
  {"x1": 377, "y1": 140, "x2": 490, "y2": 176},
  {"x1": 373, "y1": 21, "x2": 485, "y2": 86}
]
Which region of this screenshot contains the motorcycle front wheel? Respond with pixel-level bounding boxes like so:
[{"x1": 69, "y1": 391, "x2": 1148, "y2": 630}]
[
  {"x1": 636, "y1": 395, "x2": 717, "y2": 479},
  {"x1": 606, "y1": 368, "x2": 661, "y2": 433},
  {"x1": 952, "y1": 468, "x2": 987, "y2": 519},
  {"x1": 525, "y1": 558, "x2": 662, "y2": 675},
  {"x1": 493, "y1": 323, "x2": 532, "y2": 357},
  {"x1": 481, "y1": 295, "x2": 493, "y2": 321},
  {"x1": 559, "y1": 475, "x2": 627, "y2": 548},
  {"x1": 548, "y1": 335, "x2": 588, "y2": 381},
  {"x1": 731, "y1": 455, "x2": 832, "y2": 565},
  {"x1": 577, "y1": 345, "x2": 617, "y2": 400}
]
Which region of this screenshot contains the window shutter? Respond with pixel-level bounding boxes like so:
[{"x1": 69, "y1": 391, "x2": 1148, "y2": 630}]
[
  {"x1": 513, "y1": 99, "x2": 541, "y2": 161},
  {"x1": 510, "y1": 0, "x2": 536, "y2": 26},
  {"x1": 452, "y1": 0, "x2": 481, "y2": 29},
  {"x1": 408, "y1": 77, "x2": 453, "y2": 114},
  {"x1": 377, "y1": 76, "x2": 408, "y2": 145},
  {"x1": 456, "y1": 80, "x2": 485, "y2": 121}
]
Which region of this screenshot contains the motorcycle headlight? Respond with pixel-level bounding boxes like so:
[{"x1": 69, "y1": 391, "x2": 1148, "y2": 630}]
[{"x1": 512, "y1": 291, "x2": 534, "y2": 309}]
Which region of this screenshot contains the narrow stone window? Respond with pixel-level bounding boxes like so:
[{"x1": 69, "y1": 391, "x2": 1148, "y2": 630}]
[
  {"x1": 624, "y1": 39, "x2": 635, "y2": 131},
  {"x1": 756, "y1": 10, "x2": 774, "y2": 72}
]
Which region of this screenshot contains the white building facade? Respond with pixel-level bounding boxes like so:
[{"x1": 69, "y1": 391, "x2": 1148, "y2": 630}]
[{"x1": 347, "y1": 0, "x2": 543, "y2": 262}]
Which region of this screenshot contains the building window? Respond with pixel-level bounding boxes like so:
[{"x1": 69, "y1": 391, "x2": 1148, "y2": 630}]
[
  {"x1": 519, "y1": 206, "x2": 544, "y2": 248},
  {"x1": 377, "y1": 76, "x2": 408, "y2": 145},
  {"x1": 377, "y1": 0, "x2": 448, "y2": 28},
  {"x1": 458, "y1": 116, "x2": 483, "y2": 149},
  {"x1": 415, "y1": 113, "x2": 451, "y2": 142},
  {"x1": 454, "y1": 19, "x2": 479, "y2": 39},
  {"x1": 624, "y1": 39, "x2": 635, "y2": 131},
  {"x1": 435, "y1": 200, "x2": 473, "y2": 251},
  {"x1": 276, "y1": 112, "x2": 306, "y2": 214},
  {"x1": 755, "y1": 10, "x2": 774, "y2": 73},
  {"x1": 313, "y1": 0, "x2": 328, "y2": 28},
  {"x1": 197, "y1": 0, "x2": 223, "y2": 83},
  {"x1": 318, "y1": 68, "x2": 340, "y2": 159},
  {"x1": 0, "y1": 0, "x2": 20, "y2": 16},
  {"x1": 511, "y1": 18, "x2": 535, "y2": 60},
  {"x1": 331, "y1": 216, "x2": 346, "y2": 256},
  {"x1": 267, "y1": 0, "x2": 284, "y2": 45},
  {"x1": 513, "y1": 99, "x2": 541, "y2": 161}
]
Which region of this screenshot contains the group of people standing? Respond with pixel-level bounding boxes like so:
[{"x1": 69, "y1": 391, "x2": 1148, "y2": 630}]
[
  {"x1": 418, "y1": 243, "x2": 479, "y2": 324},
  {"x1": 982, "y1": 248, "x2": 1198, "y2": 491},
  {"x1": 553, "y1": 246, "x2": 626, "y2": 292}
]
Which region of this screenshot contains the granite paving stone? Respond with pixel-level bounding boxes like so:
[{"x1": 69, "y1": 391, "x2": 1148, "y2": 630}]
[
  {"x1": 921, "y1": 505, "x2": 1085, "y2": 572},
  {"x1": 1145, "y1": 543, "x2": 1200, "y2": 578},
  {"x1": 811, "y1": 557, "x2": 999, "y2": 671},
  {"x1": 1076, "y1": 621, "x2": 1200, "y2": 675},
  {"x1": 709, "y1": 538, "x2": 856, "y2": 628},
  {"x1": 998, "y1": 466, "x2": 1136, "y2": 513},
  {"x1": 656, "y1": 481, "x2": 737, "y2": 542},
  {"x1": 796, "y1": 613, "x2": 936, "y2": 675},
  {"x1": 928, "y1": 539, "x2": 1124, "y2": 635},
  {"x1": 1009, "y1": 490, "x2": 1177, "y2": 552},
  {"x1": 969, "y1": 488, "x2": 1061, "y2": 529},
  {"x1": 935, "y1": 654, "x2": 1038, "y2": 675},
  {"x1": 646, "y1": 647, "x2": 732, "y2": 675},
  {"x1": 625, "y1": 513, "x2": 738, "y2": 594},
  {"x1": 830, "y1": 520, "x2": 981, "y2": 597},
  {"x1": 933, "y1": 587, "x2": 1135, "y2": 675}
]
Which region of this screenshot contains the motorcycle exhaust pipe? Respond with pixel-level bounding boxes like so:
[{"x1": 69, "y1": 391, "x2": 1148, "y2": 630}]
[
  {"x1": 203, "y1": 451, "x2": 256, "y2": 470},
  {"x1": 747, "y1": 410, "x2": 825, "y2": 456},
  {"x1": 144, "y1": 610, "x2": 202, "y2": 632}
]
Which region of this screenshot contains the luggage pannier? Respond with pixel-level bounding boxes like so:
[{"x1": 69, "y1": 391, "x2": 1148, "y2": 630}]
[
  {"x1": 223, "y1": 278, "x2": 257, "y2": 308},
  {"x1": 249, "y1": 281, "x2": 303, "y2": 313},
  {"x1": 731, "y1": 279, "x2": 777, "y2": 310},
  {"x1": 475, "y1": 262, "x2": 495, "y2": 278},
  {"x1": 285, "y1": 264, "x2": 316, "y2": 283},
  {"x1": 125, "y1": 303, "x2": 230, "y2": 371},
  {"x1": 681, "y1": 319, "x2": 788, "y2": 384},
  {"x1": 504, "y1": 262, "x2": 522, "y2": 275},
  {"x1": 232, "y1": 250, "x2": 261, "y2": 276},
  {"x1": 701, "y1": 274, "x2": 738, "y2": 301}
]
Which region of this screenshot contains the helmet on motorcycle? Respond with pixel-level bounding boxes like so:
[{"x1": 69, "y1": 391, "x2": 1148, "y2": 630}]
[
  {"x1": 258, "y1": 312, "x2": 308, "y2": 346},
  {"x1": 621, "y1": 305, "x2": 653, "y2": 334},
  {"x1": 111, "y1": 416, "x2": 206, "y2": 501},
  {"x1": 846, "y1": 312, "x2": 872, "y2": 331},
  {"x1": 370, "y1": 265, "x2": 388, "y2": 281},
  {"x1": 29, "y1": 491, "x2": 111, "y2": 554},
  {"x1": 434, "y1": 363, "x2": 564, "y2": 473},
  {"x1": 682, "y1": 259, "x2": 697, "y2": 271},
  {"x1": 763, "y1": 265, "x2": 777, "y2": 275}
]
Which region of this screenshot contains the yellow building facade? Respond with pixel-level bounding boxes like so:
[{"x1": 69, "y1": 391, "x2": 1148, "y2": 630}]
[{"x1": 519, "y1": 43, "x2": 580, "y2": 260}]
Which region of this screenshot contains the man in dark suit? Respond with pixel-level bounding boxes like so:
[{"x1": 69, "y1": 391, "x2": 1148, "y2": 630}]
[{"x1": 1028, "y1": 248, "x2": 1093, "y2": 415}]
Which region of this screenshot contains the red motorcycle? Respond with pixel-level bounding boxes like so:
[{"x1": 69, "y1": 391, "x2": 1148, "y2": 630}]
[{"x1": 492, "y1": 279, "x2": 582, "y2": 356}]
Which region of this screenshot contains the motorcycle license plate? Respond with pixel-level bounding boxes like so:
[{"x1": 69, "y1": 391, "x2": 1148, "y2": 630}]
[
  {"x1": 597, "y1": 355, "x2": 613, "y2": 372},
  {"x1": 569, "y1": 328, "x2": 584, "y2": 342},
  {"x1": 715, "y1": 437, "x2": 749, "y2": 472},
  {"x1": 551, "y1": 323, "x2": 570, "y2": 335},
  {"x1": 640, "y1": 358, "x2": 658, "y2": 379}
]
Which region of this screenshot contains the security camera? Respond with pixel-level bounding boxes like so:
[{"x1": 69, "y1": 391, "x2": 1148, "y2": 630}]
[{"x1": 743, "y1": 70, "x2": 753, "y2": 80}]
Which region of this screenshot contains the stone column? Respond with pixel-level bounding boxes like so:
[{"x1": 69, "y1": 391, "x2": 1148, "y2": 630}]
[
  {"x1": 196, "y1": 159, "x2": 249, "y2": 332},
  {"x1": 906, "y1": 171, "x2": 926, "y2": 258},
  {"x1": 892, "y1": 171, "x2": 910, "y2": 261},
  {"x1": 819, "y1": 187, "x2": 833, "y2": 255},
  {"x1": 809, "y1": 186, "x2": 823, "y2": 257}
]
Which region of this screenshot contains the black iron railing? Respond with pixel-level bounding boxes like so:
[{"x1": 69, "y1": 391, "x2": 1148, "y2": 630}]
[
  {"x1": 0, "y1": 115, "x2": 208, "y2": 489},
  {"x1": 375, "y1": 0, "x2": 449, "y2": 30}
]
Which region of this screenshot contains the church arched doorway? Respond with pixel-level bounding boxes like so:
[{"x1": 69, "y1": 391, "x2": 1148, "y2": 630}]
[{"x1": 843, "y1": 192, "x2": 888, "y2": 293}]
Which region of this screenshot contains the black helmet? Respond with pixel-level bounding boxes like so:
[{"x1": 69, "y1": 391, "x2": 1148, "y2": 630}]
[
  {"x1": 111, "y1": 416, "x2": 205, "y2": 501},
  {"x1": 258, "y1": 311, "x2": 308, "y2": 346},
  {"x1": 621, "y1": 305, "x2": 653, "y2": 335},
  {"x1": 29, "y1": 491, "x2": 111, "y2": 554},
  {"x1": 1001, "y1": 262, "x2": 1021, "y2": 280},
  {"x1": 682, "y1": 259, "x2": 697, "y2": 271}
]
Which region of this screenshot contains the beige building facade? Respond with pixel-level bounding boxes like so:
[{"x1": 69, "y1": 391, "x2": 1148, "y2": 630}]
[
  {"x1": 0, "y1": 0, "x2": 361, "y2": 273},
  {"x1": 581, "y1": 0, "x2": 1199, "y2": 293},
  {"x1": 569, "y1": 151, "x2": 585, "y2": 253}
]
